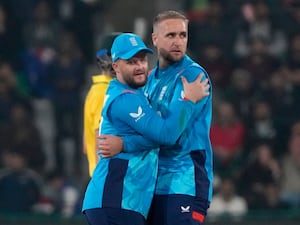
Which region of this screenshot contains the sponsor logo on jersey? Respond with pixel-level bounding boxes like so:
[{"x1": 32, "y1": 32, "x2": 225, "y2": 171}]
[
  {"x1": 181, "y1": 205, "x2": 190, "y2": 213},
  {"x1": 129, "y1": 106, "x2": 145, "y2": 122},
  {"x1": 159, "y1": 86, "x2": 168, "y2": 101}
]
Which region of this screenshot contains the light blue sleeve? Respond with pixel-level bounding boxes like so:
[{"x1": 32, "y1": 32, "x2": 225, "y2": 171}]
[
  {"x1": 109, "y1": 92, "x2": 196, "y2": 145},
  {"x1": 121, "y1": 66, "x2": 212, "y2": 153},
  {"x1": 177, "y1": 65, "x2": 211, "y2": 111},
  {"x1": 123, "y1": 135, "x2": 159, "y2": 153}
]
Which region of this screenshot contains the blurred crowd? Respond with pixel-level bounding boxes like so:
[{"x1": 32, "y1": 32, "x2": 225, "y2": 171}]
[
  {"x1": 187, "y1": 0, "x2": 300, "y2": 220},
  {"x1": 0, "y1": 0, "x2": 299, "y2": 221}
]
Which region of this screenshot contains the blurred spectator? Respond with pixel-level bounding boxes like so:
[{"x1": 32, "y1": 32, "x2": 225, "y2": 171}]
[
  {"x1": 21, "y1": 5, "x2": 58, "y2": 175},
  {"x1": 36, "y1": 170, "x2": 81, "y2": 217},
  {"x1": 0, "y1": 149, "x2": 43, "y2": 213},
  {"x1": 262, "y1": 69, "x2": 296, "y2": 152},
  {"x1": 189, "y1": 0, "x2": 235, "y2": 59},
  {"x1": 245, "y1": 99, "x2": 280, "y2": 151},
  {"x1": 22, "y1": 0, "x2": 60, "y2": 60},
  {"x1": 210, "y1": 101, "x2": 246, "y2": 175},
  {"x1": 233, "y1": 0, "x2": 287, "y2": 59},
  {"x1": 222, "y1": 68, "x2": 256, "y2": 121},
  {"x1": 0, "y1": 61, "x2": 30, "y2": 99},
  {"x1": 237, "y1": 36, "x2": 282, "y2": 91},
  {"x1": 47, "y1": 30, "x2": 85, "y2": 177},
  {"x1": 183, "y1": 0, "x2": 210, "y2": 21},
  {"x1": 0, "y1": 61, "x2": 47, "y2": 172},
  {"x1": 196, "y1": 42, "x2": 233, "y2": 92},
  {"x1": 5, "y1": 102, "x2": 45, "y2": 172},
  {"x1": 0, "y1": 62, "x2": 29, "y2": 127},
  {"x1": 281, "y1": 32, "x2": 300, "y2": 117},
  {"x1": 21, "y1": 0, "x2": 62, "y2": 98},
  {"x1": 0, "y1": 61, "x2": 17, "y2": 91},
  {"x1": 53, "y1": 0, "x2": 95, "y2": 62},
  {"x1": 263, "y1": 183, "x2": 290, "y2": 210},
  {"x1": 208, "y1": 177, "x2": 248, "y2": 220},
  {"x1": 280, "y1": 123, "x2": 300, "y2": 207},
  {"x1": 263, "y1": 69, "x2": 295, "y2": 122},
  {"x1": 0, "y1": 70, "x2": 19, "y2": 160},
  {"x1": 237, "y1": 142, "x2": 281, "y2": 209}
]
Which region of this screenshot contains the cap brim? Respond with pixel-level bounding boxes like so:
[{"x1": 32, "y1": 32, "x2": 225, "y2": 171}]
[{"x1": 119, "y1": 47, "x2": 153, "y2": 61}]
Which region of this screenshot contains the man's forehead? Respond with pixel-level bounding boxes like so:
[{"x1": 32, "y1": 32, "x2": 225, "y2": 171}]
[
  {"x1": 157, "y1": 19, "x2": 187, "y2": 31},
  {"x1": 159, "y1": 18, "x2": 187, "y2": 26}
]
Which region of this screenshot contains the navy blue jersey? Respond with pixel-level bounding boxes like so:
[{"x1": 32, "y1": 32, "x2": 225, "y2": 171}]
[{"x1": 82, "y1": 79, "x2": 198, "y2": 218}]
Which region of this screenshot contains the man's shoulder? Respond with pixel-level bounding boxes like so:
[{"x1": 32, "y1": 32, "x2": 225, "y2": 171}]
[
  {"x1": 184, "y1": 56, "x2": 211, "y2": 80},
  {"x1": 184, "y1": 56, "x2": 206, "y2": 71},
  {"x1": 107, "y1": 83, "x2": 142, "y2": 103},
  {"x1": 178, "y1": 64, "x2": 206, "y2": 80}
]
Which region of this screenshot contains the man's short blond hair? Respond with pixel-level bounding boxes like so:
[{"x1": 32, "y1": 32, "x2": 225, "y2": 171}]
[{"x1": 153, "y1": 10, "x2": 188, "y2": 32}]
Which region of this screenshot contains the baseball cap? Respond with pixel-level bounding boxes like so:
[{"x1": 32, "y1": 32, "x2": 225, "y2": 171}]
[{"x1": 111, "y1": 33, "x2": 153, "y2": 62}]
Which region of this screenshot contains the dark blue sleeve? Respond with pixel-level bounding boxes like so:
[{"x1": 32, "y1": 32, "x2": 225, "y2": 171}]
[{"x1": 108, "y1": 92, "x2": 196, "y2": 145}]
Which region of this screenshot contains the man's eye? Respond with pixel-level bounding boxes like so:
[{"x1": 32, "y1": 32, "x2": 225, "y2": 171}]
[{"x1": 127, "y1": 61, "x2": 135, "y2": 65}]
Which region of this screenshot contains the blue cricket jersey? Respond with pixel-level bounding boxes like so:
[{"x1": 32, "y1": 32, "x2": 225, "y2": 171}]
[
  {"x1": 125, "y1": 55, "x2": 214, "y2": 205},
  {"x1": 82, "y1": 79, "x2": 199, "y2": 218}
]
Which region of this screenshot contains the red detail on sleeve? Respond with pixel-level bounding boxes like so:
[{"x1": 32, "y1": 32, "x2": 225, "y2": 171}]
[
  {"x1": 183, "y1": 96, "x2": 189, "y2": 101},
  {"x1": 192, "y1": 211, "x2": 205, "y2": 223}
]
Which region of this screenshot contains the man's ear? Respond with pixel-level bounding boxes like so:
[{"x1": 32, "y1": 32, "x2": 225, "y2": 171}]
[
  {"x1": 112, "y1": 62, "x2": 118, "y2": 74},
  {"x1": 152, "y1": 33, "x2": 157, "y2": 47}
]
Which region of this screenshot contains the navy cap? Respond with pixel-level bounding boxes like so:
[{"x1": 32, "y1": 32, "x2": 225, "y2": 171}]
[
  {"x1": 111, "y1": 33, "x2": 153, "y2": 62},
  {"x1": 96, "y1": 49, "x2": 108, "y2": 58}
]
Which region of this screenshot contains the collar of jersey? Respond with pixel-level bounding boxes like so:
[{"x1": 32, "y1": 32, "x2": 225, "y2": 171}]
[
  {"x1": 155, "y1": 56, "x2": 186, "y2": 78},
  {"x1": 92, "y1": 74, "x2": 113, "y2": 84}
]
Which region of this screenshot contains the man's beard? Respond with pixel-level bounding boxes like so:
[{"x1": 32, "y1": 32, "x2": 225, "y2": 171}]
[
  {"x1": 160, "y1": 48, "x2": 184, "y2": 64},
  {"x1": 125, "y1": 74, "x2": 148, "y2": 89}
]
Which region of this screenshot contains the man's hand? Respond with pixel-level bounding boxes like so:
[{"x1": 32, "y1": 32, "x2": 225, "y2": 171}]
[
  {"x1": 181, "y1": 73, "x2": 210, "y2": 103},
  {"x1": 98, "y1": 135, "x2": 124, "y2": 158}
]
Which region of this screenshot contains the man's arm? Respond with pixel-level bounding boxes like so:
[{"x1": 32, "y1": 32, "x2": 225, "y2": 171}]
[
  {"x1": 99, "y1": 134, "x2": 159, "y2": 157},
  {"x1": 99, "y1": 73, "x2": 209, "y2": 157}
]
